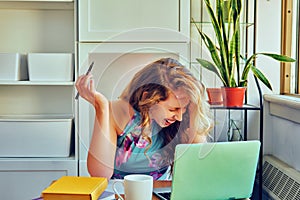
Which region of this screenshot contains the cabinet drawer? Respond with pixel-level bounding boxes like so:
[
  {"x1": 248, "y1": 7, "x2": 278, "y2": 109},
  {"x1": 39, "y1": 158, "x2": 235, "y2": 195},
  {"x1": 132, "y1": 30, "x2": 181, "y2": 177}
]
[
  {"x1": 0, "y1": 160, "x2": 77, "y2": 200},
  {"x1": 0, "y1": 117, "x2": 73, "y2": 157},
  {"x1": 78, "y1": 0, "x2": 189, "y2": 42}
]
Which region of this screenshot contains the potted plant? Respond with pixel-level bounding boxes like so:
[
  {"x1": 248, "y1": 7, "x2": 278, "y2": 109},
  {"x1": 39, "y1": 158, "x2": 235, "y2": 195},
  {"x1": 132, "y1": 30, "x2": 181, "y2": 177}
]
[
  {"x1": 206, "y1": 87, "x2": 223, "y2": 105},
  {"x1": 192, "y1": 0, "x2": 295, "y2": 107}
]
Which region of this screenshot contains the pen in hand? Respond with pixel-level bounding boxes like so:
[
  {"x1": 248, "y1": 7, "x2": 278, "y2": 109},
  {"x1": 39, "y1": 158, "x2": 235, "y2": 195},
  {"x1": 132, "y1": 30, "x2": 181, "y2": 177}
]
[{"x1": 75, "y1": 61, "x2": 94, "y2": 100}]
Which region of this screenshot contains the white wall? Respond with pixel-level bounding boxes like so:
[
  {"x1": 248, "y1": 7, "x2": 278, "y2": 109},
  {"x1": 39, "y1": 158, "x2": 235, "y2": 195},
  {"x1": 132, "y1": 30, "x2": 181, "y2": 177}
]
[
  {"x1": 255, "y1": 0, "x2": 282, "y2": 95},
  {"x1": 246, "y1": 0, "x2": 282, "y2": 140},
  {"x1": 248, "y1": 0, "x2": 282, "y2": 102}
]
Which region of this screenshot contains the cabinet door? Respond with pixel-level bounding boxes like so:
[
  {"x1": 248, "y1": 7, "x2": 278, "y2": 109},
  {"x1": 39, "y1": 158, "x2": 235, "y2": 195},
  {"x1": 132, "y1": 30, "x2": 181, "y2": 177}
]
[
  {"x1": 78, "y1": 0, "x2": 190, "y2": 42},
  {"x1": 0, "y1": 160, "x2": 77, "y2": 200}
]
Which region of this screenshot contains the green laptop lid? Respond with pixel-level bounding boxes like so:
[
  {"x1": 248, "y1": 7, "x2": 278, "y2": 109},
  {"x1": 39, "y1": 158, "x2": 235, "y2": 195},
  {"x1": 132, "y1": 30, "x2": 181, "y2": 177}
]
[{"x1": 171, "y1": 140, "x2": 260, "y2": 200}]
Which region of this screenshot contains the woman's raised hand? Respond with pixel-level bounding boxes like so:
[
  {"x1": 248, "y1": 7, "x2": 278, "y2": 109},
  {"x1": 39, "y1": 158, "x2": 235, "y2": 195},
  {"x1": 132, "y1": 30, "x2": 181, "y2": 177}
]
[{"x1": 75, "y1": 73, "x2": 108, "y2": 108}]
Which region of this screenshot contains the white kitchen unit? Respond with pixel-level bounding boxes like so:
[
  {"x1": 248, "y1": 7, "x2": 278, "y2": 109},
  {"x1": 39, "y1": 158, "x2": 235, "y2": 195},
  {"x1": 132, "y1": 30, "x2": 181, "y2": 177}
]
[
  {"x1": 78, "y1": 0, "x2": 190, "y2": 42},
  {"x1": 76, "y1": 0, "x2": 191, "y2": 176},
  {"x1": 0, "y1": 1, "x2": 76, "y2": 200},
  {"x1": 0, "y1": 0, "x2": 192, "y2": 198}
]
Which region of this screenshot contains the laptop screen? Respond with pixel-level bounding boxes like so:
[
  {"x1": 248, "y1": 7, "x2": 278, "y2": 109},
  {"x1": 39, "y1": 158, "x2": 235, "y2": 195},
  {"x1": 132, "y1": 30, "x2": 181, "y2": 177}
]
[{"x1": 170, "y1": 141, "x2": 260, "y2": 200}]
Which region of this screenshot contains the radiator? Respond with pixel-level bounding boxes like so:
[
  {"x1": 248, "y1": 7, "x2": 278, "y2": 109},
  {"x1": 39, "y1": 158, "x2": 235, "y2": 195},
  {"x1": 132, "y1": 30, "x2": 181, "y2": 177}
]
[{"x1": 263, "y1": 155, "x2": 300, "y2": 200}]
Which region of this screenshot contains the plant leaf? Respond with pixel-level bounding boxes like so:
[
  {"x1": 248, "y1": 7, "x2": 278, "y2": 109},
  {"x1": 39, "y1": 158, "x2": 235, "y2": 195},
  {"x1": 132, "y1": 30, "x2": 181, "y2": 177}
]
[
  {"x1": 218, "y1": 0, "x2": 229, "y2": 66},
  {"x1": 240, "y1": 55, "x2": 256, "y2": 85},
  {"x1": 232, "y1": 0, "x2": 242, "y2": 87},
  {"x1": 204, "y1": 0, "x2": 229, "y2": 82},
  {"x1": 192, "y1": 17, "x2": 230, "y2": 86},
  {"x1": 251, "y1": 65, "x2": 273, "y2": 90},
  {"x1": 196, "y1": 58, "x2": 227, "y2": 86},
  {"x1": 258, "y1": 53, "x2": 296, "y2": 62},
  {"x1": 191, "y1": 18, "x2": 220, "y2": 67},
  {"x1": 241, "y1": 53, "x2": 295, "y2": 90}
]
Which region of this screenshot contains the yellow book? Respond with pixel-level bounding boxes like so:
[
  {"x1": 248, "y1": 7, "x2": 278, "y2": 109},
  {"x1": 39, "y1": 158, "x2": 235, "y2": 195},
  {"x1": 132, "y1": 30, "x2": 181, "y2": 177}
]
[{"x1": 42, "y1": 176, "x2": 108, "y2": 200}]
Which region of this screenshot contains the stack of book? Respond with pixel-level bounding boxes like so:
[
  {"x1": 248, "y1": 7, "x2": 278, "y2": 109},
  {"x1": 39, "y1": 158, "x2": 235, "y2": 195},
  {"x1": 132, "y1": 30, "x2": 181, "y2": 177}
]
[{"x1": 33, "y1": 176, "x2": 115, "y2": 200}]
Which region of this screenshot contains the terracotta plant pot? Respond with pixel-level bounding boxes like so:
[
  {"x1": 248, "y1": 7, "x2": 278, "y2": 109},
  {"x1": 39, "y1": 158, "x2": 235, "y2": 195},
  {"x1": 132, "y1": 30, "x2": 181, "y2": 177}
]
[
  {"x1": 206, "y1": 88, "x2": 223, "y2": 105},
  {"x1": 221, "y1": 87, "x2": 247, "y2": 107}
]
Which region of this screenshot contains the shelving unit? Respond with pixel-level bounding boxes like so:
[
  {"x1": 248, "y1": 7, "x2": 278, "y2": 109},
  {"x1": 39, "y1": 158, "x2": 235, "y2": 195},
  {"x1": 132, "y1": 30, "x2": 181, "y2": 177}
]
[
  {"x1": 209, "y1": 77, "x2": 263, "y2": 200},
  {"x1": 210, "y1": 104, "x2": 261, "y2": 140},
  {"x1": 0, "y1": 1, "x2": 76, "y2": 200}
]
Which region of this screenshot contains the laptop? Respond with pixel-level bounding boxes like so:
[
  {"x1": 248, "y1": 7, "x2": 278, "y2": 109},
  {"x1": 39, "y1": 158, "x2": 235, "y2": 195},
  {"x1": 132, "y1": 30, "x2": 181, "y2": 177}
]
[{"x1": 153, "y1": 140, "x2": 260, "y2": 200}]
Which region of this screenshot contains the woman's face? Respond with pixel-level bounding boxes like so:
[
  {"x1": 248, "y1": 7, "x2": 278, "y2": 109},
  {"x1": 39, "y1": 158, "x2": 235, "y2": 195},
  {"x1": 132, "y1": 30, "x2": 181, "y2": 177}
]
[{"x1": 149, "y1": 88, "x2": 190, "y2": 128}]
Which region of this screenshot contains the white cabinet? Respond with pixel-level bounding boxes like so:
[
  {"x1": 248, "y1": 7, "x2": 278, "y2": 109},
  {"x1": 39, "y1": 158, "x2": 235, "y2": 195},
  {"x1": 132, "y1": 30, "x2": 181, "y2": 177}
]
[
  {"x1": 0, "y1": 2, "x2": 76, "y2": 200},
  {"x1": 78, "y1": 0, "x2": 190, "y2": 42},
  {"x1": 77, "y1": 0, "x2": 191, "y2": 176}
]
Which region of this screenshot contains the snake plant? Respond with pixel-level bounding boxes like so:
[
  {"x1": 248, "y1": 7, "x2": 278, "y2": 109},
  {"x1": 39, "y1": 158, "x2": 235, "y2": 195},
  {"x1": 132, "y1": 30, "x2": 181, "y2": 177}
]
[{"x1": 193, "y1": 0, "x2": 295, "y2": 90}]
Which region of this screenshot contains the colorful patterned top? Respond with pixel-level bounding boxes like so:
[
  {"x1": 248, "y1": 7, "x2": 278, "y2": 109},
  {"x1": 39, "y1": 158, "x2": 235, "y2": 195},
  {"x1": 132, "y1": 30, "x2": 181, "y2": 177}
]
[{"x1": 112, "y1": 109, "x2": 169, "y2": 180}]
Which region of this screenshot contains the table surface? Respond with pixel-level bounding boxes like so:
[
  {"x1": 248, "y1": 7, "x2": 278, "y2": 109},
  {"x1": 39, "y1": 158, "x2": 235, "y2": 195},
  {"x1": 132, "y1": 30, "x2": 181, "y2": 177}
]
[
  {"x1": 117, "y1": 180, "x2": 250, "y2": 200},
  {"x1": 116, "y1": 180, "x2": 171, "y2": 200}
]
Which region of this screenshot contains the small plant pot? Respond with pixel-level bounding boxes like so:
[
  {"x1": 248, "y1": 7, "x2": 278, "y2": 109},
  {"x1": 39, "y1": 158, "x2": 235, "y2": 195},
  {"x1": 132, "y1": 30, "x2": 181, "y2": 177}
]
[
  {"x1": 206, "y1": 88, "x2": 223, "y2": 105},
  {"x1": 221, "y1": 87, "x2": 246, "y2": 107}
]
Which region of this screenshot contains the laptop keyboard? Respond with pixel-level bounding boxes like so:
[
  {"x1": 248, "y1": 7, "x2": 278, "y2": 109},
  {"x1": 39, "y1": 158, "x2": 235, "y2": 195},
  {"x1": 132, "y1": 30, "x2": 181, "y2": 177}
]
[{"x1": 155, "y1": 192, "x2": 171, "y2": 200}]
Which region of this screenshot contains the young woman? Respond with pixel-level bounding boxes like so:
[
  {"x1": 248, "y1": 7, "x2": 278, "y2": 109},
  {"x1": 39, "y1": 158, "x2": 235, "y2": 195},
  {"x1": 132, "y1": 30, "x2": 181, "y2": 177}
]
[{"x1": 75, "y1": 57, "x2": 213, "y2": 180}]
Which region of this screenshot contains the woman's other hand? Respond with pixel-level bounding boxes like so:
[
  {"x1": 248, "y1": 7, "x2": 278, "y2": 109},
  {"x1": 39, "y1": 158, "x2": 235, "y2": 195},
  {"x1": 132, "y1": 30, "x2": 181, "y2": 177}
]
[{"x1": 188, "y1": 102, "x2": 208, "y2": 143}]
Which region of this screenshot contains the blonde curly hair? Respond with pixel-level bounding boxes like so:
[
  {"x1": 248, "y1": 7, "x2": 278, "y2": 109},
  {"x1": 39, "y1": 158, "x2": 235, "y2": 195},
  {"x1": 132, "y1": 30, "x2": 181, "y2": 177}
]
[{"x1": 120, "y1": 57, "x2": 213, "y2": 168}]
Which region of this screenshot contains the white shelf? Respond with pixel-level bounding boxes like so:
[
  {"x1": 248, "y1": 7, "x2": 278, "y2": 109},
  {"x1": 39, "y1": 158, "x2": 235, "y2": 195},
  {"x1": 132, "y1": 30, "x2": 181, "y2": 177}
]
[
  {"x1": 0, "y1": 81, "x2": 74, "y2": 86},
  {"x1": 0, "y1": 114, "x2": 74, "y2": 120},
  {"x1": 0, "y1": 0, "x2": 74, "y2": 10},
  {"x1": 0, "y1": 155, "x2": 76, "y2": 161},
  {"x1": 0, "y1": 0, "x2": 73, "y2": 1}
]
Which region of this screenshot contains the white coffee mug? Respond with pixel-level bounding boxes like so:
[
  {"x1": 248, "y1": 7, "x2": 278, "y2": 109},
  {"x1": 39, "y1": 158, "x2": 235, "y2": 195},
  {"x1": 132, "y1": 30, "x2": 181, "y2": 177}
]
[{"x1": 112, "y1": 174, "x2": 153, "y2": 200}]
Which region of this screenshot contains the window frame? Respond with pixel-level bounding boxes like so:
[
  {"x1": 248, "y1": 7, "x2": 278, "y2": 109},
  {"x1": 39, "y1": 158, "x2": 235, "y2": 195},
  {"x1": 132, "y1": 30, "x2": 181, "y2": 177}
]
[{"x1": 281, "y1": 0, "x2": 300, "y2": 95}]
